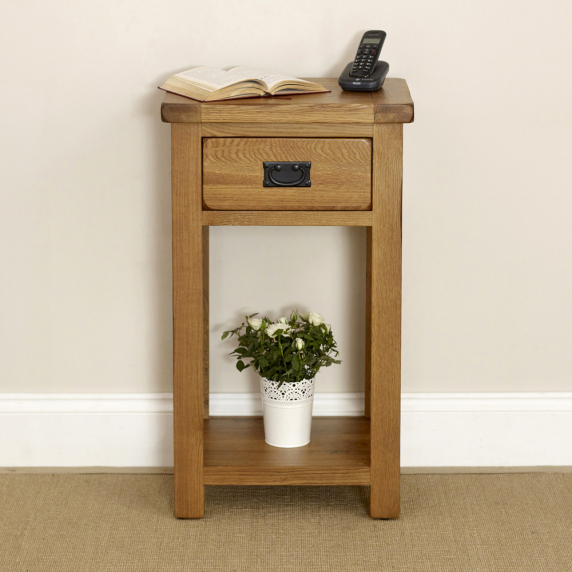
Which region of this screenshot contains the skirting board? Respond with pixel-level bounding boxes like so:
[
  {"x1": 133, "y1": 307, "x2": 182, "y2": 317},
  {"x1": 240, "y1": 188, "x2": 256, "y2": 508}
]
[{"x1": 1, "y1": 392, "x2": 571, "y2": 468}]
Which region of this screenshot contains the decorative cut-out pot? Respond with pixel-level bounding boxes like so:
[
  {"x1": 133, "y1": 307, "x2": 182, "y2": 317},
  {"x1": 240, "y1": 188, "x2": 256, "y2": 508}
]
[{"x1": 259, "y1": 377, "x2": 315, "y2": 448}]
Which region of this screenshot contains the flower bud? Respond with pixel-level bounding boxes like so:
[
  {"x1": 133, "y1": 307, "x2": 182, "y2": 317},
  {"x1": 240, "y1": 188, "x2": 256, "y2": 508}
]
[
  {"x1": 247, "y1": 317, "x2": 262, "y2": 331},
  {"x1": 266, "y1": 323, "x2": 291, "y2": 338},
  {"x1": 308, "y1": 312, "x2": 324, "y2": 326}
]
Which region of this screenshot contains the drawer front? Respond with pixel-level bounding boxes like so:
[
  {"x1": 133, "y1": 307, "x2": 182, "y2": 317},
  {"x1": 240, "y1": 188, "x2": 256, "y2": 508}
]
[{"x1": 202, "y1": 138, "x2": 372, "y2": 211}]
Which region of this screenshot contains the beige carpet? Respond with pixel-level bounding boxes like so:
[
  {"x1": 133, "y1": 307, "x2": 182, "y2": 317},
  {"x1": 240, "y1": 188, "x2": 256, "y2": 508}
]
[{"x1": 1, "y1": 474, "x2": 571, "y2": 572}]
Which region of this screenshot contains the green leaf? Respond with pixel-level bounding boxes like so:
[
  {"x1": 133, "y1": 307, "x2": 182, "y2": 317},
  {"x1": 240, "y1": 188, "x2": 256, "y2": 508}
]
[
  {"x1": 292, "y1": 357, "x2": 300, "y2": 372},
  {"x1": 221, "y1": 332, "x2": 229, "y2": 340},
  {"x1": 236, "y1": 360, "x2": 245, "y2": 372}
]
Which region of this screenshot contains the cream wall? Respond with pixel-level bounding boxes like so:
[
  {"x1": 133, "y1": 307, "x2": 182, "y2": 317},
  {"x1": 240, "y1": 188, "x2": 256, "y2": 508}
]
[{"x1": 1, "y1": 0, "x2": 571, "y2": 394}]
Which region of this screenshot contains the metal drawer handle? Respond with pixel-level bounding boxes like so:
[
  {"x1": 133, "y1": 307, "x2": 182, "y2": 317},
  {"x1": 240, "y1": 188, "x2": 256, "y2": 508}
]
[
  {"x1": 269, "y1": 164, "x2": 306, "y2": 186},
  {"x1": 263, "y1": 162, "x2": 312, "y2": 187}
]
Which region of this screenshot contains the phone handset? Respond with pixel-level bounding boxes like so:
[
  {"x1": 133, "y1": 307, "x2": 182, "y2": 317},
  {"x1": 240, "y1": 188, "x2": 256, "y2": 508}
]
[
  {"x1": 350, "y1": 30, "x2": 386, "y2": 78},
  {"x1": 338, "y1": 30, "x2": 389, "y2": 92}
]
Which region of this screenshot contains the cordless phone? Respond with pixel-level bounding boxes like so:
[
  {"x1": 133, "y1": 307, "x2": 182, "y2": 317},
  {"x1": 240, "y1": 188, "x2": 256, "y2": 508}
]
[
  {"x1": 351, "y1": 30, "x2": 386, "y2": 78},
  {"x1": 338, "y1": 30, "x2": 389, "y2": 92}
]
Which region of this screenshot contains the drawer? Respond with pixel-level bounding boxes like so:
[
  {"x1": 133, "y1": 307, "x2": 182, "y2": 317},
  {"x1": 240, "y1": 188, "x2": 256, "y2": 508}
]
[{"x1": 202, "y1": 138, "x2": 372, "y2": 211}]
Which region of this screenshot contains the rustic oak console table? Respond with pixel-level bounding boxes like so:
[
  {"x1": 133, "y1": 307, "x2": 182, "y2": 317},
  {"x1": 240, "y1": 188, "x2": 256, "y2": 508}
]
[{"x1": 161, "y1": 78, "x2": 414, "y2": 518}]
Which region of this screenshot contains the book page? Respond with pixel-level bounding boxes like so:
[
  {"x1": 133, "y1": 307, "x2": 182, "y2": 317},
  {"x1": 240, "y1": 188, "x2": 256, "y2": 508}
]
[
  {"x1": 167, "y1": 67, "x2": 322, "y2": 98},
  {"x1": 229, "y1": 67, "x2": 311, "y2": 90},
  {"x1": 174, "y1": 67, "x2": 272, "y2": 90}
]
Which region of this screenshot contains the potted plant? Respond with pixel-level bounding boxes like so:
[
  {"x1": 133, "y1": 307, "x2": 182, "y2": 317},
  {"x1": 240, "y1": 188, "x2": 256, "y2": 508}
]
[{"x1": 222, "y1": 310, "x2": 341, "y2": 448}]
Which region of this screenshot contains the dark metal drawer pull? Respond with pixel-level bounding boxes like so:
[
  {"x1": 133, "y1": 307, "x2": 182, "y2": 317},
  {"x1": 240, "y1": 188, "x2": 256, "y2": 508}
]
[{"x1": 263, "y1": 162, "x2": 311, "y2": 187}]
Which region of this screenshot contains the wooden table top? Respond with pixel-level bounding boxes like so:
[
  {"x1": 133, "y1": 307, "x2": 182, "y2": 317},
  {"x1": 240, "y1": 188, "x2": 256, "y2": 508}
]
[{"x1": 161, "y1": 78, "x2": 413, "y2": 125}]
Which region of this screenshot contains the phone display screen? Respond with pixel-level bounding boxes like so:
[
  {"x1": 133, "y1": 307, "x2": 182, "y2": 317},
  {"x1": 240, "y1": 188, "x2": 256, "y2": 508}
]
[{"x1": 363, "y1": 38, "x2": 380, "y2": 44}]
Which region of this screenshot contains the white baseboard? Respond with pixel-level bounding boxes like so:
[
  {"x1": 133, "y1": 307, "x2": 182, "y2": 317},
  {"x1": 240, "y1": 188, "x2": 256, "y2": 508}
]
[
  {"x1": 210, "y1": 392, "x2": 365, "y2": 416},
  {"x1": 1, "y1": 392, "x2": 571, "y2": 468}
]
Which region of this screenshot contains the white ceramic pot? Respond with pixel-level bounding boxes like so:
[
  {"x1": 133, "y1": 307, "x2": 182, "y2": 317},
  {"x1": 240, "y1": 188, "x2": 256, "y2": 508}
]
[{"x1": 260, "y1": 377, "x2": 315, "y2": 448}]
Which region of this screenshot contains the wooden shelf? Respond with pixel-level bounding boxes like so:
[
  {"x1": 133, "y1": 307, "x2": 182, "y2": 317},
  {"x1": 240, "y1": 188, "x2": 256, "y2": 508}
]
[{"x1": 204, "y1": 417, "x2": 370, "y2": 485}]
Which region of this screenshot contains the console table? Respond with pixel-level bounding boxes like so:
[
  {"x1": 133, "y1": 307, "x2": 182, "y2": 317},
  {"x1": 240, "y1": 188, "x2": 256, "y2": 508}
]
[{"x1": 161, "y1": 78, "x2": 414, "y2": 518}]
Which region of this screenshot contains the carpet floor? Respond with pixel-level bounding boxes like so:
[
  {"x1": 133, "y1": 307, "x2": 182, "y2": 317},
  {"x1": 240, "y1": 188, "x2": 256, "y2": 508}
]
[{"x1": 0, "y1": 474, "x2": 571, "y2": 571}]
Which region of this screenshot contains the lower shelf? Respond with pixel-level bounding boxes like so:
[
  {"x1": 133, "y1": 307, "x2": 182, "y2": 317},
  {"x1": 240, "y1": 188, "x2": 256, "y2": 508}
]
[{"x1": 204, "y1": 417, "x2": 370, "y2": 485}]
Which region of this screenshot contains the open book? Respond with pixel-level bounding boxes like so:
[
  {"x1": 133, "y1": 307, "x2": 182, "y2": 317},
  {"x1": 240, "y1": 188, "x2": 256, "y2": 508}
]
[{"x1": 159, "y1": 67, "x2": 328, "y2": 102}]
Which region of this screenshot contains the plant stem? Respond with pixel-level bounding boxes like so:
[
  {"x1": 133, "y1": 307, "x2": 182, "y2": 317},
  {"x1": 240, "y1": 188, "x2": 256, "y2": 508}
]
[
  {"x1": 278, "y1": 337, "x2": 287, "y2": 371},
  {"x1": 296, "y1": 347, "x2": 304, "y2": 382}
]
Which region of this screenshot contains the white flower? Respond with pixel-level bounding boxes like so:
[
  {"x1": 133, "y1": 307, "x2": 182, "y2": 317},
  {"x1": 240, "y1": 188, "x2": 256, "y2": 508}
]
[
  {"x1": 295, "y1": 338, "x2": 305, "y2": 350},
  {"x1": 324, "y1": 323, "x2": 331, "y2": 331},
  {"x1": 278, "y1": 317, "x2": 288, "y2": 324},
  {"x1": 308, "y1": 312, "x2": 324, "y2": 326},
  {"x1": 247, "y1": 317, "x2": 262, "y2": 331},
  {"x1": 299, "y1": 311, "x2": 309, "y2": 321},
  {"x1": 266, "y1": 323, "x2": 290, "y2": 338}
]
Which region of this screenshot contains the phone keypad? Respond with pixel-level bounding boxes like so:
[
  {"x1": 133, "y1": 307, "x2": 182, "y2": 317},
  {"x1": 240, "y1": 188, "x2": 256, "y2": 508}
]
[{"x1": 350, "y1": 42, "x2": 379, "y2": 77}]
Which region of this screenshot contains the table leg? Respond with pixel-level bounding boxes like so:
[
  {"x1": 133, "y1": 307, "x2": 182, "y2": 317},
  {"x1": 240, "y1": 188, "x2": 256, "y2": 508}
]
[
  {"x1": 172, "y1": 123, "x2": 204, "y2": 518},
  {"x1": 203, "y1": 226, "x2": 209, "y2": 419},
  {"x1": 370, "y1": 124, "x2": 403, "y2": 519},
  {"x1": 365, "y1": 227, "x2": 372, "y2": 419}
]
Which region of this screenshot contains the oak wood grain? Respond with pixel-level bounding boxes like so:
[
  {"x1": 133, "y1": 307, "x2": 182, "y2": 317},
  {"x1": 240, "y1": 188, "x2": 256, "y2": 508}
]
[
  {"x1": 161, "y1": 78, "x2": 414, "y2": 125},
  {"x1": 162, "y1": 92, "x2": 200, "y2": 123},
  {"x1": 204, "y1": 417, "x2": 370, "y2": 485},
  {"x1": 201, "y1": 123, "x2": 374, "y2": 138},
  {"x1": 372, "y1": 80, "x2": 414, "y2": 123},
  {"x1": 171, "y1": 123, "x2": 204, "y2": 518},
  {"x1": 202, "y1": 226, "x2": 209, "y2": 419},
  {"x1": 202, "y1": 211, "x2": 373, "y2": 226},
  {"x1": 365, "y1": 227, "x2": 372, "y2": 419},
  {"x1": 369, "y1": 123, "x2": 403, "y2": 519},
  {"x1": 203, "y1": 138, "x2": 372, "y2": 211},
  {"x1": 204, "y1": 466, "x2": 370, "y2": 485}
]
